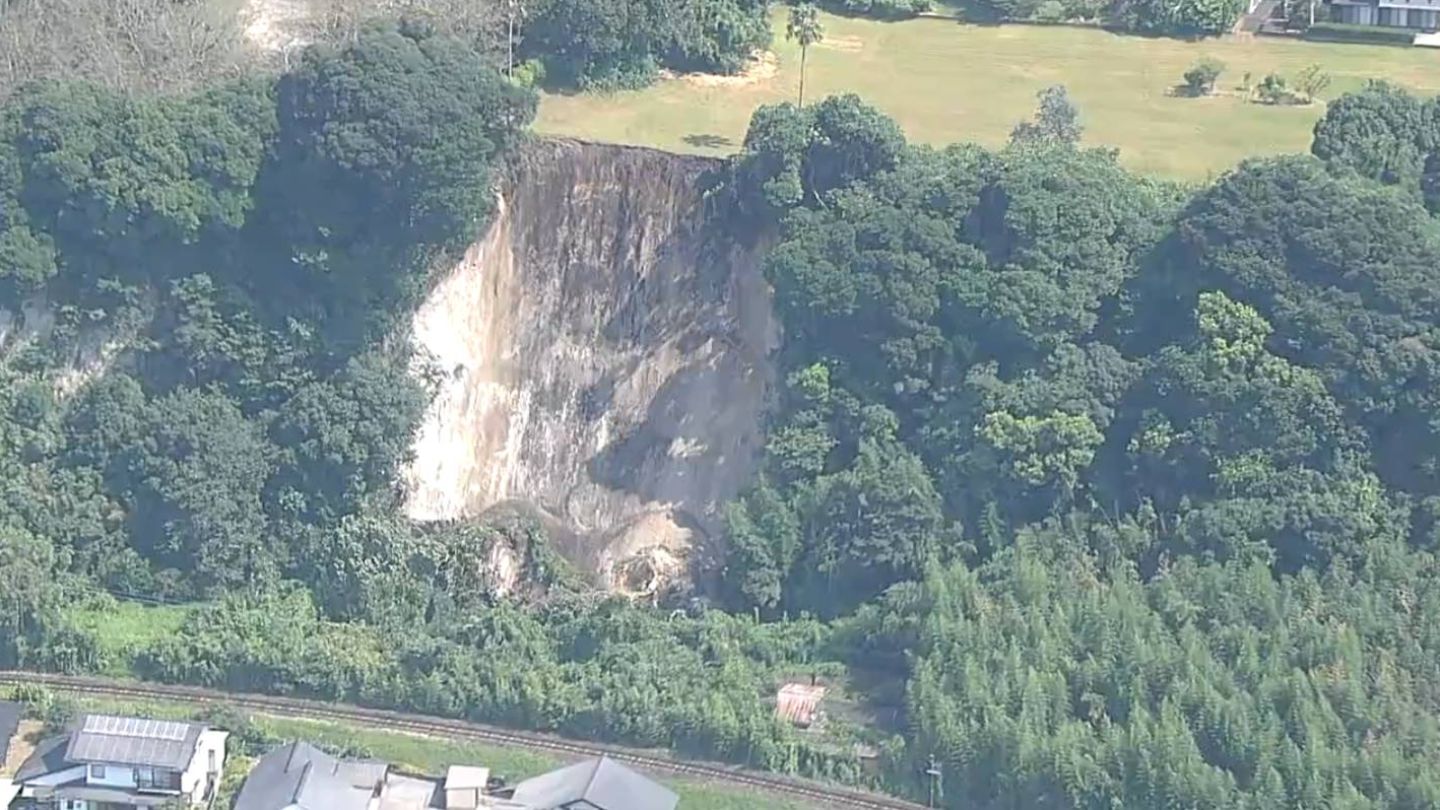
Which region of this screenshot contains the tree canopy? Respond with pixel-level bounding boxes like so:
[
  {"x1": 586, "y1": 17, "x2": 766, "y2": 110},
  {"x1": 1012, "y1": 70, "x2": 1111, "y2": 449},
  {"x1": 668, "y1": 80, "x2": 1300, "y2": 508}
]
[
  {"x1": 521, "y1": 0, "x2": 770, "y2": 88},
  {"x1": 3, "y1": 37, "x2": 1440, "y2": 810},
  {"x1": 716, "y1": 89, "x2": 1440, "y2": 805},
  {"x1": 0, "y1": 22, "x2": 534, "y2": 597}
]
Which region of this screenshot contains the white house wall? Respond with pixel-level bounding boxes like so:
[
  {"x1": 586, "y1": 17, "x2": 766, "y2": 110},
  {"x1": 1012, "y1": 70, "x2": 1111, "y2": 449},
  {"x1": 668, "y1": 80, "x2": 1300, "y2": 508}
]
[
  {"x1": 181, "y1": 729, "x2": 229, "y2": 802},
  {"x1": 85, "y1": 762, "x2": 139, "y2": 790}
]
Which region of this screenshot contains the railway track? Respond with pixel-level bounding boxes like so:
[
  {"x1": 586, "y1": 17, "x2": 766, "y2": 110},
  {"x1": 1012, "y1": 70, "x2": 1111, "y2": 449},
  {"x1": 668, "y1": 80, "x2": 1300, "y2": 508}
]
[{"x1": 0, "y1": 671, "x2": 928, "y2": 810}]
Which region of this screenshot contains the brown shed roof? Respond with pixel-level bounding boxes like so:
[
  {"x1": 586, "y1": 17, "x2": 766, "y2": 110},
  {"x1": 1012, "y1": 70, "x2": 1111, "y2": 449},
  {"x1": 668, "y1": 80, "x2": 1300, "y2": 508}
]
[{"x1": 775, "y1": 683, "x2": 828, "y2": 727}]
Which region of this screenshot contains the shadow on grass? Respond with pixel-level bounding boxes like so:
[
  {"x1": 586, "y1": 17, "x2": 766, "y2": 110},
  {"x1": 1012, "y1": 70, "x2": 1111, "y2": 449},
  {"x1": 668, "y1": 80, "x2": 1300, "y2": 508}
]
[{"x1": 683, "y1": 133, "x2": 735, "y2": 148}]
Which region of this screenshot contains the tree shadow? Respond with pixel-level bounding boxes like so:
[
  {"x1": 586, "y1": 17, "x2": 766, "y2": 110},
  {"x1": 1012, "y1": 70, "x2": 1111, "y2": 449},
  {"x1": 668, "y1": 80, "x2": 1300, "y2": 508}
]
[{"x1": 682, "y1": 133, "x2": 734, "y2": 149}]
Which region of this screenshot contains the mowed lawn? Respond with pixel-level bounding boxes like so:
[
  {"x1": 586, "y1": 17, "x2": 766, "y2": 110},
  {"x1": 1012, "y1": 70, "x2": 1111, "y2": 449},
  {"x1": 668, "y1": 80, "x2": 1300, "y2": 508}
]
[{"x1": 535, "y1": 11, "x2": 1440, "y2": 178}]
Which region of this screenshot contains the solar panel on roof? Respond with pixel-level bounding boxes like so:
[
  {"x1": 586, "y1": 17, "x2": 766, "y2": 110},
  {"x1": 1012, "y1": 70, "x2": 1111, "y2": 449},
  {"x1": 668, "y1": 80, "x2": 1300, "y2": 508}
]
[{"x1": 81, "y1": 714, "x2": 189, "y2": 741}]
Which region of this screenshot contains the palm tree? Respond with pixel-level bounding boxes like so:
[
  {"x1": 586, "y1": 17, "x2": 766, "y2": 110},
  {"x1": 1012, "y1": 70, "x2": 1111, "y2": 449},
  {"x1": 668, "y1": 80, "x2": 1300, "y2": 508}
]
[{"x1": 786, "y1": 4, "x2": 824, "y2": 108}]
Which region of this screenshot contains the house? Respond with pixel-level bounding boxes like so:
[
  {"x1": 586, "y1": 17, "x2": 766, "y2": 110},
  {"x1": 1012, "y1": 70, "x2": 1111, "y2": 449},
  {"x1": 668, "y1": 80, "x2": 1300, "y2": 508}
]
[
  {"x1": 508, "y1": 756, "x2": 678, "y2": 810},
  {"x1": 232, "y1": 741, "x2": 445, "y2": 810},
  {"x1": 1328, "y1": 0, "x2": 1440, "y2": 29},
  {"x1": 234, "y1": 745, "x2": 676, "y2": 810},
  {"x1": 11, "y1": 713, "x2": 227, "y2": 810},
  {"x1": 231, "y1": 741, "x2": 386, "y2": 810}
]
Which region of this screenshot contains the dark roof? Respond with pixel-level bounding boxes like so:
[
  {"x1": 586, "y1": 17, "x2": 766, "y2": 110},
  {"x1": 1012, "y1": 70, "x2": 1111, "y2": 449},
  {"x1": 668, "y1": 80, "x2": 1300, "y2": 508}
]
[
  {"x1": 54, "y1": 785, "x2": 177, "y2": 806},
  {"x1": 232, "y1": 741, "x2": 383, "y2": 810},
  {"x1": 510, "y1": 757, "x2": 678, "y2": 810},
  {"x1": 64, "y1": 715, "x2": 205, "y2": 771},
  {"x1": 0, "y1": 701, "x2": 22, "y2": 763},
  {"x1": 14, "y1": 735, "x2": 73, "y2": 782}
]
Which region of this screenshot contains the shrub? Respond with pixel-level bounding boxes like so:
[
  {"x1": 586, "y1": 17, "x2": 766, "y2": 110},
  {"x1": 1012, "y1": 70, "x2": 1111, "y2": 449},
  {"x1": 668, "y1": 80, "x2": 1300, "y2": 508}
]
[
  {"x1": 1062, "y1": 0, "x2": 1108, "y2": 19},
  {"x1": 9, "y1": 684, "x2": 55, "y2": 718},
  {"x1": 1304, "y1": 21, "x2": 1415, "y2": 45},
  {"x1": 1295, "y1": 63, "x2": 1331, "y2": 101},
  {"x1": 1256, "y1": 72, "x2": 1301, "y2": 105},
  {"x1": 523, "y1": 0, "x2": 770, "y2": 88},
  {"x1": 192, "y1": 704, "x2": 272, "y2": 756},
  {"x1": 1183, "y1": 58, "x2": 1225, "y2": 96},
  {"x1": 833, "y1": 0, "x2": 933, "y2": 18},
  {"x1": 573, "y1": 56, "x2": 659, "y2": 92},
  {"x1": 1035, "y1": 0, "x2": 1067, "y2": 21},
  {"x1": 512, "y1": 59, "x2": 547, "y2": 88}
]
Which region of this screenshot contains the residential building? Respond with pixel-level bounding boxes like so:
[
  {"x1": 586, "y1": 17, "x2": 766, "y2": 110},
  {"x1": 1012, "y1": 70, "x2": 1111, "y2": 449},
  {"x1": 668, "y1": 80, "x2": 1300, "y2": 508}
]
[
  {"x1": 508, "y1": 756, "x2": 678, "y2": 810},
  {"x1": 11, "y1": 714, "x2": 227, "y2": 810},
  {"x1": 232, "y1": 741, "x2": 386, "y2": 810},
  {"x1": 232, "y1": 741, "x2": 444, "y2": 810},
  {"x1": 1329, "y1": 0, "x2": 1440, "y2": 29},
  {"x1": 234, "y1": 744, "x2": 676, "y2": 810}
]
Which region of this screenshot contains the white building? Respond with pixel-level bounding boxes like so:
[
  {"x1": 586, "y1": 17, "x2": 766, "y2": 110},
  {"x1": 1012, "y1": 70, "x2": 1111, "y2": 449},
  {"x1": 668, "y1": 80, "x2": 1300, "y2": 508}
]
[{"x1": 12, "y1": 714, "x2": 227, "y2": 809}]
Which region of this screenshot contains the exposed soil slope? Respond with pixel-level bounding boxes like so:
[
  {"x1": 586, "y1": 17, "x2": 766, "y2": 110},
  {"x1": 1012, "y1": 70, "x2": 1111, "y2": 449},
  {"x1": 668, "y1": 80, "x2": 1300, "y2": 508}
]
[{"x1": 404, "y1": 139, "x2": 776, "y2": 591}]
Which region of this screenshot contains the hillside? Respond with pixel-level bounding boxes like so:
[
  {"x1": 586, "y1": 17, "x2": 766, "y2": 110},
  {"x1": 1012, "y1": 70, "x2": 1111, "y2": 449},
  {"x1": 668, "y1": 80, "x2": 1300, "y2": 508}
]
[{"x1": 2, "y1": 7, "x2": 1440, "y2": 810}]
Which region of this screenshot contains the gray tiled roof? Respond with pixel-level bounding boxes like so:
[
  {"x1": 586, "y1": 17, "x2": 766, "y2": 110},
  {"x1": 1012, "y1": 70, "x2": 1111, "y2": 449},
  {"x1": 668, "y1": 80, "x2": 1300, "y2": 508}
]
[
  {"x1": 64, "y1": 714, "x2": 205, "y2": 770},
  {"x1": 14, "y1": 735, "x2": 72, "y2": 782},
  {"x1": 510, "y1": 756, "x2": 678, "y2": 810},
  {"x1": 232, "y1": 741, "x2": 382, "y2": 810},
  {"x1": 0, "y1": 701, "x2": 22, "y2": 763},
  {"x1": 54, "y1": 785, "x2": 179, "y2": 806}
]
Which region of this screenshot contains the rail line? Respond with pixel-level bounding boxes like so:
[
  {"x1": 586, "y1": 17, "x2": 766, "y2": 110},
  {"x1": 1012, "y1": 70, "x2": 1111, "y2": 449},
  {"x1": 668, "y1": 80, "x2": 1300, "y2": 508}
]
[{"x1": 0, "y1": 671, "x2": 928, "y2": 810}]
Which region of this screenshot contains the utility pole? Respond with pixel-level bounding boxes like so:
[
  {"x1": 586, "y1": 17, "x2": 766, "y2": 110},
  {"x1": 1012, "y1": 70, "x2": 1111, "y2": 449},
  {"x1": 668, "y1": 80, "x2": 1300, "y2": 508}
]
[{"x1": 926, "y1": 755, "x2": 943, "y2": 808}]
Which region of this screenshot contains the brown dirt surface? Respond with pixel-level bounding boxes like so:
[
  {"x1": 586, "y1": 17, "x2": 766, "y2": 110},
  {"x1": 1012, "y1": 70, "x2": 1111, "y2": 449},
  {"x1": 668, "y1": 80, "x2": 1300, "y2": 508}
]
[
  {"x1": 670, "y1": 51, "x2": 780, "y2": 88},
  {"x1": 2, "y1": 719, "x2": 44, "y2": 777}
]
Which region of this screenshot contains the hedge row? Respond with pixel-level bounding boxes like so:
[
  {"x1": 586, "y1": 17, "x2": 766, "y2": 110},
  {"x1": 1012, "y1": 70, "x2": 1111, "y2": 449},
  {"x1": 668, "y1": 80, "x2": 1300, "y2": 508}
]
[{"x1": 1303, "y1": 21, "x2": 1416, "y2": 45}]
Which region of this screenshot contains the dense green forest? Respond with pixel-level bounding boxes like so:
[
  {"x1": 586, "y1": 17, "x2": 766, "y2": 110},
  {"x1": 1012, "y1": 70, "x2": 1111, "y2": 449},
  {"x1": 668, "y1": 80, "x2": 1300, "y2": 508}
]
[
  {"x1": 2, "y1": 6, "x2": 1440, "y2": 806},
  {"x1": 719, "y1": 85, "x2": 1440, "y2": 806}
]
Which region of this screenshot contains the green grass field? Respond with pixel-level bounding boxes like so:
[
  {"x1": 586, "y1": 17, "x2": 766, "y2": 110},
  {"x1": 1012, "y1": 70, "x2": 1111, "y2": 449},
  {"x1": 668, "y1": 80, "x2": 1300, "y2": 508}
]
[{"x1": 535, "y1": 11, "x2": 1440, "y2": 178}]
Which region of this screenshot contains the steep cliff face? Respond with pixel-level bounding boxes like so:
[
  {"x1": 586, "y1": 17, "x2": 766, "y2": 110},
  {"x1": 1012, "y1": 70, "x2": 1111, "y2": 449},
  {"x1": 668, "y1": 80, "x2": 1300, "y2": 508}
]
[{"x1": 403, "y1": 139, "x2": 776, "y2": 592}]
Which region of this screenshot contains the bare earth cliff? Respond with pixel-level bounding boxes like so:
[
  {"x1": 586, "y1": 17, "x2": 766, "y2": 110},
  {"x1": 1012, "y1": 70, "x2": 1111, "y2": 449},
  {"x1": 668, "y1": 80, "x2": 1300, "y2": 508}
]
[{"x1": 403, "y1": 139, "x2": 776, "y2": 593}]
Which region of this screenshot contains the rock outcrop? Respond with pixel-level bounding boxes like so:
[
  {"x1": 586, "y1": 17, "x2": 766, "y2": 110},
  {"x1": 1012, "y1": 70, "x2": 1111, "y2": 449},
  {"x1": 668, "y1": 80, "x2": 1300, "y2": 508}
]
[{"x1": 403, "y1": 139, "x2": 776, "y2": 591}]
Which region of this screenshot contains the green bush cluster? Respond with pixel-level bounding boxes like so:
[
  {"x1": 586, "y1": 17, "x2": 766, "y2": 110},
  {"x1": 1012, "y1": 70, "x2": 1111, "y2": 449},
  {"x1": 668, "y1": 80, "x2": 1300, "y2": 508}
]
[
  {"x1": 521, "y1": 0, "x2": 771, "y2": 89},
  {"x1": 1303, "y1": 21, "x2": 1417, "y2": 45},
  {"x1": 131, "y1": 589, "x2": 877, "y2": 784},
  {"x1": 966, "y1": 0, "x2": 1243, "y2": 35},
  {"x1": 825, "y1": 0, "x2": 934, "y2": 20}
]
